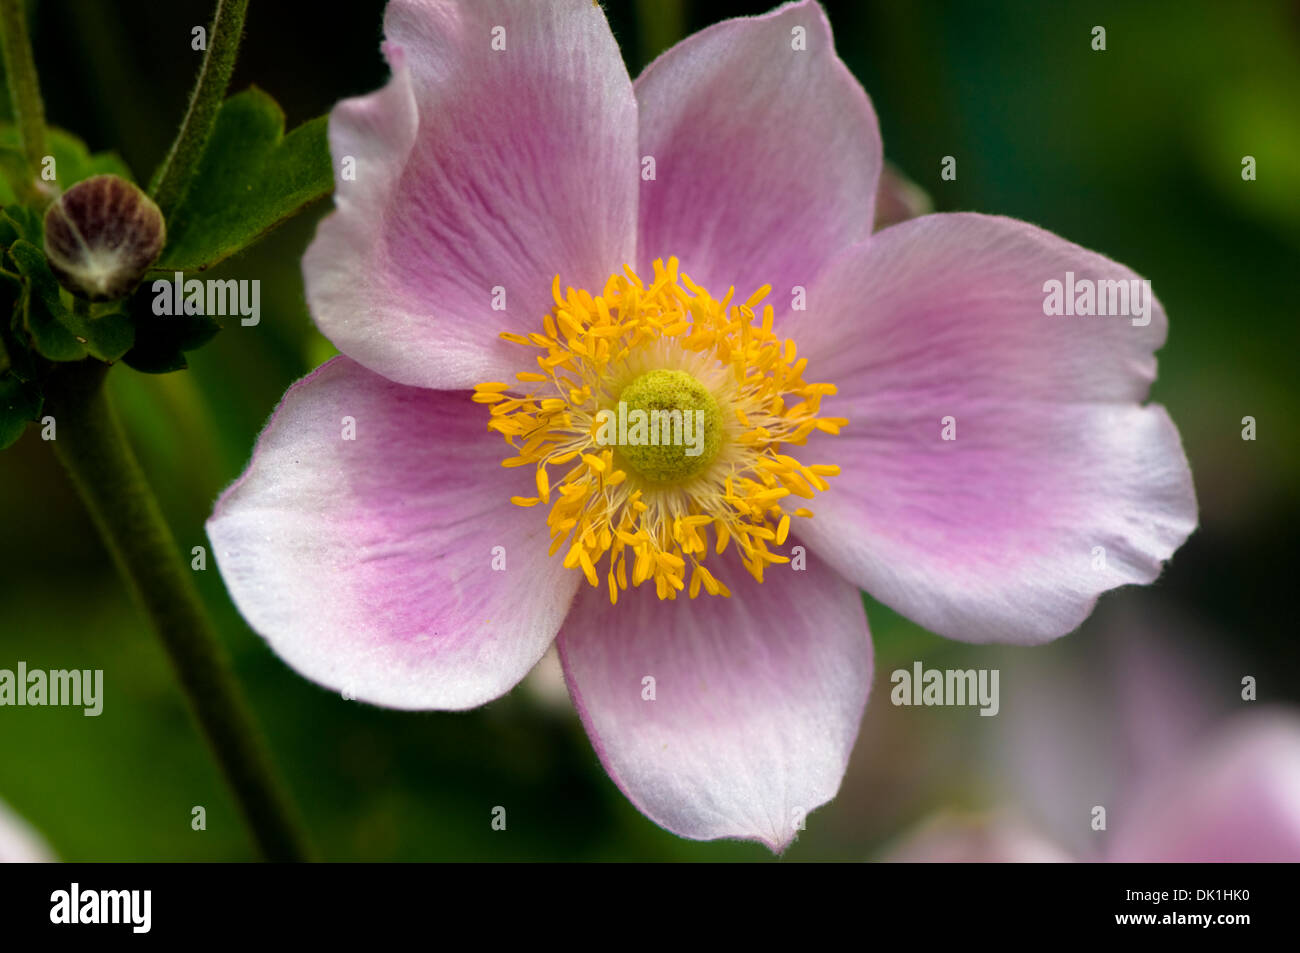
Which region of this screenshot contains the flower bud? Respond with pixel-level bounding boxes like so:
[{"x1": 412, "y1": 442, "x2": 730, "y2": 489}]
[{"x1": 43, "y1": 174, "x2": 166, "y2": 301}]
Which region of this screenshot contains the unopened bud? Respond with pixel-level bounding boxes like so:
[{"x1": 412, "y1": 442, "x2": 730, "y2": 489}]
[{"x1": 43, "y1": 174, "x2": 165, "y2": 301}]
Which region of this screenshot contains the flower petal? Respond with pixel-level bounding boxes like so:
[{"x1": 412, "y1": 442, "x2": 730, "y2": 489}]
[
  {"x1": 304, "y1": 0, "x2": 639, "y2": 389},
  {"x1": 635, "y1": 0, "x2": 881, "y2": 305},
  {"x1": 207, "y1": 357, "x2": 579, "y2": 710},
  {"x1": 557, "y1": 547, "x2": 871, "y2": 851},
  {"x1": 788, "y1": 213, "x2": 1197, "y2": 644},
  {"x1": 1111, "y1": 711, "x2": 1300, "y2": 862},
  {"x1": 0, "y1": 798, "x2": 53, "y2": 863}
]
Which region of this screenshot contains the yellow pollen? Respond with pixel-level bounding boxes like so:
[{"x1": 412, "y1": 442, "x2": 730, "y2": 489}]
[{"x1": 474, "y1": 257, "x2": 847, "y2": 604}]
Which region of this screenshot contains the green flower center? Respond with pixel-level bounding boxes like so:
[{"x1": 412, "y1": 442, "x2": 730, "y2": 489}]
[{"x1": 609, "y1": 369, "x2": 723, "y2": 483}]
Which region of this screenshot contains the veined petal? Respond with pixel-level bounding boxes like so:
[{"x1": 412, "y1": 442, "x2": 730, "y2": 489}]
[
  {"x1": 304, "y1": 0, "x2": 639, "y2": 389},
  {"x1": 787, "y1": 213, "x2": 1197, "y2": 644},
  {"x1": 207, "y1": 357, "x2": 580, "y2": 710},
  {"x1": 557, "y1": 545, "x2": 871, "y2": 851},
  {"x1": 635, "y1": 0, "x2": 881, "y2": 309}
]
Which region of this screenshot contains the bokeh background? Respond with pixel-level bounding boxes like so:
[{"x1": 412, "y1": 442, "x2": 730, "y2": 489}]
[{"x1": 1, "y1": 0, "x2": 1297, "y2": 860}]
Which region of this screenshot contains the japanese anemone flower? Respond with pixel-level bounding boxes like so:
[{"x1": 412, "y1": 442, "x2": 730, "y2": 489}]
[
  {"x1": 207, "y1": 0, "x2": 1197, "y2": 850},
  {"x1": 883, "y1": 712, "x2": 1300, "y2": 863},
  {"x1": 882, "y1": 611, "x2": 1300, "y2": 862}
]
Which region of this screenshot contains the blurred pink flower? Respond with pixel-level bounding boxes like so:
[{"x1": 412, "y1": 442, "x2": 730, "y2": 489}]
[
  {"x1": 0, "y1": 798, "x2": 53, "y2": 863},
  {"x1": 885, "y1": 710, "x2": 1300, "y2": 862},
  {"x1": 1109, "y1": 709, "x2": 1300, "y2": 862},
  {"x1": 873, "y1": 163, "x2": 932, "y2": 230},
  {"x1": 883, "y1": 601, "x2": 1300, "y2": 862},
  {"x1": 883, "y1": 811, "x2": 1073, "y2": 863},
  {"x1": 208, "y1": 0, "x2": 1196, "y2": 849}
]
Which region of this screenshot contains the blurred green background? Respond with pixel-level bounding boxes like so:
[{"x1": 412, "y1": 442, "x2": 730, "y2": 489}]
[{"x1": 1, "y1": 0, "x2": 1297, "y2": 860}]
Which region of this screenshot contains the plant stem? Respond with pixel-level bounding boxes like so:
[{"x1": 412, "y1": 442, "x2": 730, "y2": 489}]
[
  {"x1": 149, "y1": 0, "x2": 249, "y2": 219},
  {"x1": 44, "y1": 361, "x2": 311, "y2": 862},
  {"x1": 0, "y1": 0, "x2": 48, "y2": 194}
]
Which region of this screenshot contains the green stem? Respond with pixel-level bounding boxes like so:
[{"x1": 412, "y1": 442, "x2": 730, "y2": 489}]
[
  {"x1": 44, "y1": 361, "x2": 311, "y2": 862},
  {"x1": 149, "y1": 0, "x2": 249, "y2": 219},
  {"x1": 0, "y1": 0, "x2": 48, "y2": 194}
]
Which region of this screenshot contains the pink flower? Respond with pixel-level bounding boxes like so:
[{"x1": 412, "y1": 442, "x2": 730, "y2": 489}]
[
  {"x1": 207, "y1": 0, "x2": 1197, "y2": 850},
  {"x1": 883, "y1": 710, "x2": 1300, "y2": 862},
  {"x1": 1109, "y1": 710, "x2": 1300, "y2": 862}
]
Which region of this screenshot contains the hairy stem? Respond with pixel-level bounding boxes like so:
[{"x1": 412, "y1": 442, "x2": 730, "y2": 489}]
[
  {"x1": 149, "y1": 0, "x2": 249, "y2": 219},
  {"x1": 0, "y1": 0, "x2": 48, "y2": 199},
  {"x1": 44, "y1": 361, "x2": 311, "y2": 862}
]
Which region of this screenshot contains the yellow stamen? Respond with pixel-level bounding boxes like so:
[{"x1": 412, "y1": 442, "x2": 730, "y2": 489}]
[{"x1": 477, "y1": 258, "x2": 843, "y2": 602}]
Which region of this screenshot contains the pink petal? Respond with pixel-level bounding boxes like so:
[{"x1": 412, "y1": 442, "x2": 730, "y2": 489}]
[
  {"x1": 787, "y1": 213, "x2": 1197, "y2": 644},
  {"x1": 0, "y1": 799, "x2": 53, "y2": 863},
  {"x1": 635, "y1": 0, "x2": 881, "y2": 306},
  {"x1": 304, "y1": 0, "x2": 639, "y2": 389},
  {"x1": 557, "y1": 547, "x2": 871, "y2": 851},
  {"x1": 1111, "y1": 711, "x2": 1300, "y2": 862},
  {"x1": 207, "y1": 358, "x2": 579, "y2": 710}
]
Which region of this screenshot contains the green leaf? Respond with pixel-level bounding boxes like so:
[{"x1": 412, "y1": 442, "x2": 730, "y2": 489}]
[
  {"x1": 9, "y1": 240, "x2": 86, "y2": 361},
  {"x1": 8, "y1": 240, "x2": 135, "y2": 363},
  {"x1": 158, "y1": 87, "x2": 332, "y2": 271},
  {"x1": 0, "y1": 373, "x2": 42, "y2": 449},
  {"x1": 121, "y1": 283, "x2": 221, "y2": 374},
  {"x1": 0, "y1": 149, "x2": 25, "y2": 200},
  {"x1": 0, "y1": 290, "x2": 36, "y2": 381},
  {"x1": 72, "y1": 305, "x2": 136, "y2": 363},
  {"x1": 121, "y1": 342, "x2": 189, "y2": 375},
  {"x1": 0, "y1": 125, "x2": 133, "y2": 204},
  {"x1": 2, "y1": 203, "x2": 42, "y2": 244}
]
